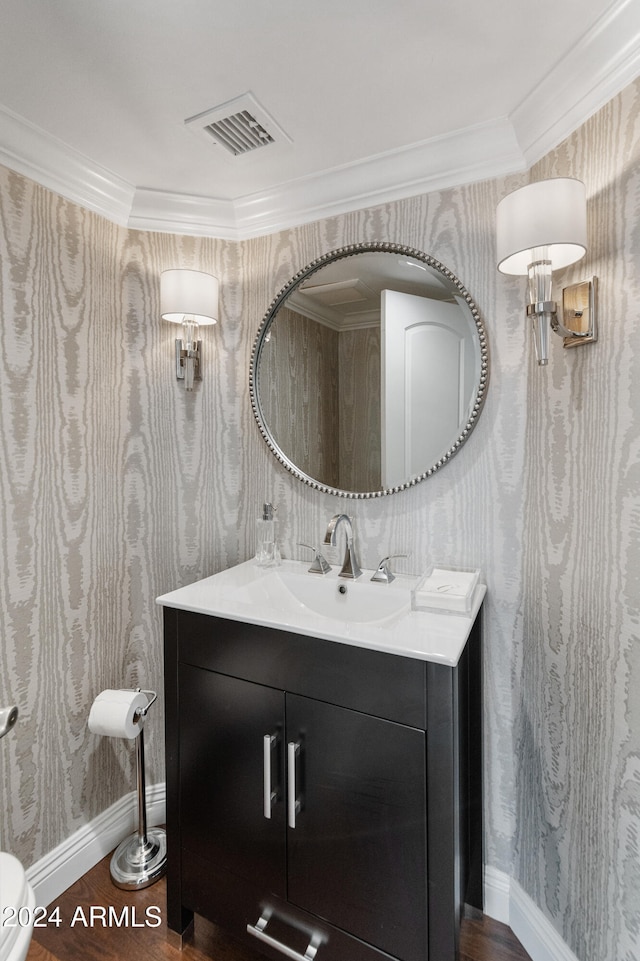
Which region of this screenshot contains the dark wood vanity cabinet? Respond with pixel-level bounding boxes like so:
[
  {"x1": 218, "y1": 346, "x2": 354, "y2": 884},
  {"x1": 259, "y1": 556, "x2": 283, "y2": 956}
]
[{"x1": 163, "y1": 608, "x2": 483, "y2": 961}]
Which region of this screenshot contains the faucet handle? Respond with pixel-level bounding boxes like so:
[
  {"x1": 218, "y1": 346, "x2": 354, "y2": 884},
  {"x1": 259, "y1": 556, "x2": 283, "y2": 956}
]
[
  {"x1": 370, "y1": 553, "x2": 409, "y2": 584},
  {"x1": 298, "y1": 543, "x2": 332, "y2": 575}
]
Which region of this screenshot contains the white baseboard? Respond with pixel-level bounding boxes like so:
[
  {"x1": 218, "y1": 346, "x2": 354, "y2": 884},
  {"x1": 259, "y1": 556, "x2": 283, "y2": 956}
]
[
  {"x1": 484, "y1": 866, "x2": 580, "y2": 961},
  {"x1": 25, "y1": 782, "x2": 166, "y2": 908},
  {"x1": 483, "y1": 864, "x2": 511, "y2": 924},
  {"x1": 509, "y1": 878, "x2": 581, "y2": 961}
]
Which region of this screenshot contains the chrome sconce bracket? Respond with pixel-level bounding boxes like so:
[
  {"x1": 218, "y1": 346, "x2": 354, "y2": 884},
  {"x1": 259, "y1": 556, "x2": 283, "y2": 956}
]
[
  {"x1": 559, "y1": 277, "x2": 598, "y2": 349},
  {"x1": 524, "y1": 276, "x2": 598, "y2": 364},
  {"x1": 175, "y1": 338, "x2": 203, "y2": 384}
]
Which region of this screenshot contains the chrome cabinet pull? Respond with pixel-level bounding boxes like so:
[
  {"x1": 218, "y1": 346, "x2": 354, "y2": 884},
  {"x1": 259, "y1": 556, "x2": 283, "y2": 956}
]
[
  {"x1": 248, "y1": 908, "x2": 323, "y2": 961},
  {"x1": 263, "y1": 734, "x2": 277, "y2": 819},
  {"x1": 287, "y1": 741, "x2": 301, "y2": 829}
]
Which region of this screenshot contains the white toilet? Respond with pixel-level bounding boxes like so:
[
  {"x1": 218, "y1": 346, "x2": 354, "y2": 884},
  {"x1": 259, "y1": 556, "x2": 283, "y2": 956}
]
[{"x1": 0, "y1": 852, "x2": 35, "y2": 961}]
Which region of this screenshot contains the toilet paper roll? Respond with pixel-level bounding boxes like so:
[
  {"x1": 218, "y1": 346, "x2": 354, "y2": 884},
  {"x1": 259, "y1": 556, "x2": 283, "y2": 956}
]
[{"x1": 88, "y1": 689, "x2": 147, "y2": 740}]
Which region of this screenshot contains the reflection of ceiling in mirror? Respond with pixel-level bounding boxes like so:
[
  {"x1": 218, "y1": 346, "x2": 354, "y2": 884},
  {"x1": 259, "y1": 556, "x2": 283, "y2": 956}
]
[
  {"x1": 300, "y1": 278, "x2": 373, "y2": 307},
  {"x1": 289, "y1": 278, "x2": 378, "y2": 330},
  {"x1": 288, "y1": 252, "x2": 455, "y2": 330}
]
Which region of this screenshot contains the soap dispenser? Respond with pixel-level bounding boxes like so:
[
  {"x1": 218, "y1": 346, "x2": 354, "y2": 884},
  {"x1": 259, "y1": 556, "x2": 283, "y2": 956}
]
[{"x1": 255, "y1": 503, "x2": 280, "y2": 567}]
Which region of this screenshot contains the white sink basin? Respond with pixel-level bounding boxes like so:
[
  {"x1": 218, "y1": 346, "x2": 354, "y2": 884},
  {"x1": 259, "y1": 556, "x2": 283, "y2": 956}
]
[
  {"x1": 157, "y1": 559, "x2": 486, "y2": 666},
  {"x1": 229, "y1": 567, "x2": 411, "y2": 624}
]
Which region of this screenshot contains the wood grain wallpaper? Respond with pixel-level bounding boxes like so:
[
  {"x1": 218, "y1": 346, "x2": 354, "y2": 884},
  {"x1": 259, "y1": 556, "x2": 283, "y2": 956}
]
[
  {"x1": 259, "y1": 306, "x2": 341, "y2": 487},
  {"x1": 515, "y1": 78, "x2": 640, "y2": 961},
  {"x1": 0, "y1": 76, "x2": 638, "y2": 961},
  {"x1": 338, "y1": 325, "x2": 381, "y2": 492},
  {"x1": 0, "y1": 181, "x2": 237, "y2": 858},
  {"x1": 257, "y1": 309, "x2": 381, "y2": 492}
]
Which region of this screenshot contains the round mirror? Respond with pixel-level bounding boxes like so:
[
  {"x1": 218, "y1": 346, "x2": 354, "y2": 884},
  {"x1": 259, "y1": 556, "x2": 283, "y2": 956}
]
[{"x1": 250, "y1": 242, "x2": 489, "y2": 498}]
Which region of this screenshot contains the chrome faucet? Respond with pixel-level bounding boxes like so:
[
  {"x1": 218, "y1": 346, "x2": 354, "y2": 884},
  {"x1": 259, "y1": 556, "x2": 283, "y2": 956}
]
[{"x1": 324, "y1": 514, "x2": 362, "y2": 579}]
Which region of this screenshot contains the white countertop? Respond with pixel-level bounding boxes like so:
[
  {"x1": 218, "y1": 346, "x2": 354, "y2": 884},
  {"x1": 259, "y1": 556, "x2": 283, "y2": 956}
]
[{"x1": 157, "y1": 559, "x2": 485, "y2": 667}]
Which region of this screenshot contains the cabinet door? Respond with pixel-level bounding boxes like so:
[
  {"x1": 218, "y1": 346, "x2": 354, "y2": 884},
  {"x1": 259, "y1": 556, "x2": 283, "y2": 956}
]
[
  {"x1": 286, "y1": 694, "x2": 427, "y2": 961},
  {"x1": 179, "y1": 665, "x2": 286, "y2": 896}
]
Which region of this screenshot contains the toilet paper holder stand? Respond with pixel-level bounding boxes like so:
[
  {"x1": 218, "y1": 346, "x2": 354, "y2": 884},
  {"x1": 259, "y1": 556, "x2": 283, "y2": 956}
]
[{"x1": 110, "y1": 688, "x2": 167, "y2": 891}]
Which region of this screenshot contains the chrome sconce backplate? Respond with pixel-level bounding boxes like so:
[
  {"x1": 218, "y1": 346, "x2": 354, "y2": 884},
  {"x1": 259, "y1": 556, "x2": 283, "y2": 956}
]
[
  {"x1": 560, "y1": 277, "x2": 598, "y2": 349},
  {"x1": 175, "y1": 337, "x2": 203, "y2": 383}
]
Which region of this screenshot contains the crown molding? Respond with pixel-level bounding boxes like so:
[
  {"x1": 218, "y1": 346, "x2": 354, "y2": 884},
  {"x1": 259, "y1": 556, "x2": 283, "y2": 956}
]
[
  {"x1": 0, "y1": 0, "x2": 638, "y2": 240},
  {"x1": 127, "y1": 188, "x2": 240, "y2": 240},
  {"x1": 511, "y1": 0, "x2": 640, "y2": 165},
  {"x1": 128, "y1": 117, "x2": 523, "y2": 240},
  {"x1": 0, "y1": 104, "x2": 134, "y2": 225}
]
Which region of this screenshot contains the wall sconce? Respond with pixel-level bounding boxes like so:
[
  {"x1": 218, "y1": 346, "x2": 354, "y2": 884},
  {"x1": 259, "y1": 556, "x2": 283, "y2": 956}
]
[
  {"x1": 496, "y1": 177, "x2": 597, "y2": 366},
  {"x1": 160, "y1": 269, "x2": 219, "y2": 389}
]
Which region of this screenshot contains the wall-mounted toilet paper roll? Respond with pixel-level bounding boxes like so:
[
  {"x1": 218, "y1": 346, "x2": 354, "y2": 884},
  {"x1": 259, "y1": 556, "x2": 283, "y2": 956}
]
[{"x1": 88, "y1": 690, "x2": 148, "y2": 740}]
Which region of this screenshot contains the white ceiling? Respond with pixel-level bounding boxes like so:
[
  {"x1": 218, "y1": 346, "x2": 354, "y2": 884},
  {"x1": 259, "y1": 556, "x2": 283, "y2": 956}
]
[{"x1": 1, "y1": 0, "x2": 639, "y2": 238}]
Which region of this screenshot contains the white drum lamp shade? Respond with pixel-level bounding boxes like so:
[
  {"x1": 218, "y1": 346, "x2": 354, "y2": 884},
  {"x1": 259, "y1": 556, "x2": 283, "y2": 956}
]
[
  {"x1": 496, "y1": 178, "x2": 587, "y2": 275},
  {"x1": 161, "y1": 269, "x2": 219, "y2": 325}
]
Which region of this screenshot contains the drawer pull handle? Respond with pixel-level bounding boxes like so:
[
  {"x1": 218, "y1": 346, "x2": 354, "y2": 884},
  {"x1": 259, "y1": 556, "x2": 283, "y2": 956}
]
[
  {"x1": 287, "y1": 741, "x2": 301, "y2": 829},
  {"x1": 263, "y1": 734, "x2": 277, "y2": 819},
  {"x1": 248, "y1": 909, "x2": 323, "y2": 961}
]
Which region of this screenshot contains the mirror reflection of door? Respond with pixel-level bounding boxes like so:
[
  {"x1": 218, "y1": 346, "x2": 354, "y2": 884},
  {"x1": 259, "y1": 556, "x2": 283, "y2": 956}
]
[{"x1": 382, "y1": 290, "x2": 476, "y2": 489}]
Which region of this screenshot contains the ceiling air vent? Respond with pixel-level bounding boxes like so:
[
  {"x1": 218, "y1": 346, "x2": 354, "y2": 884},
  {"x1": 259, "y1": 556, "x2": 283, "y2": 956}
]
[
  {"x1": 204, "y1": 111, "x2": 273, "y2": 156},
  {"x1": 185, "y1": 92, "x2": 291, "y2": 160}
]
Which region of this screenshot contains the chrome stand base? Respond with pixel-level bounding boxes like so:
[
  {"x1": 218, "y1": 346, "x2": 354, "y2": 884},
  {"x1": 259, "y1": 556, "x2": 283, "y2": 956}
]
[
  {"x1": 108, "y1": 693, "x2": 166, "y2": 890},
  {"x1": 110, "y1": 827, "x2": 167, "y2": 890}
]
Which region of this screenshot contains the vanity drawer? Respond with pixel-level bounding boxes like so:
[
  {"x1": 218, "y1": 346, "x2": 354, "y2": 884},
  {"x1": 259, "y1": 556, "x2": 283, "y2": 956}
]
[
  {"x1": 182, "y1": 848, "x2": 400, "y2": 961},
  {"x1": 172, "y1": 609, "x2": 427, "y2": 729}
]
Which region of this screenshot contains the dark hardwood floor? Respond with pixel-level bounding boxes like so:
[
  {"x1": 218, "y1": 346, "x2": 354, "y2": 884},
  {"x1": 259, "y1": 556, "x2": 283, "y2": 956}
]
[{"x1": 29, "y1": 854, "x2": 532, "y2": 961}]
